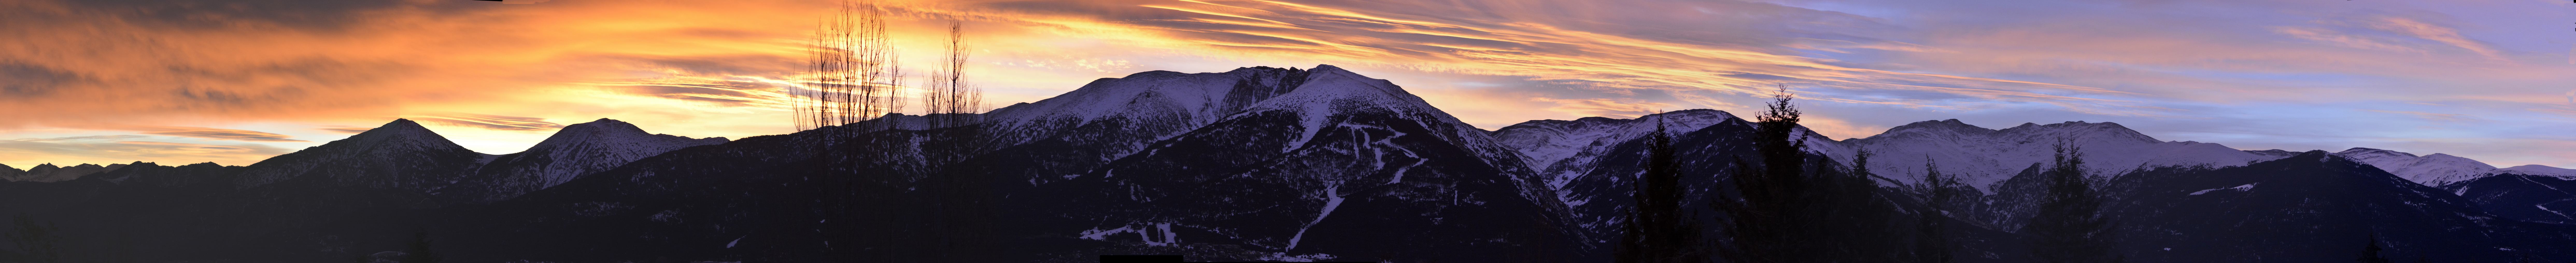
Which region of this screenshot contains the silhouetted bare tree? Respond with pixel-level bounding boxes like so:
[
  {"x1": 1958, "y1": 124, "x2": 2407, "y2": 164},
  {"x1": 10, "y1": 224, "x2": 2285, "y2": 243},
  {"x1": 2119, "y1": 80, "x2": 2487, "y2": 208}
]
[
  {"x1": 800, "y1": 1, "x2": 918, "y2": 262},
  {"x1": 798, "y1": 0, "x2": 904, "y2": 131},
  {"x1": 924, "y1": 20, "x2": 982, "y2": 129},
  {"x1": 922, "y1": 19, "x2": 997, "y2": 263}
]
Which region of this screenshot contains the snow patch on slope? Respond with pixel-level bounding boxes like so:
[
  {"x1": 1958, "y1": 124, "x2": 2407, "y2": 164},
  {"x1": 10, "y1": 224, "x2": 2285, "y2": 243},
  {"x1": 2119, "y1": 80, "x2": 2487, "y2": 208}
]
[
  {"x1": 1285, "y1": 182, "x2": 1347, "y2": 251},
  {"x1": 2190, "y1": 183, "x2": 2258, "y2": 196}
]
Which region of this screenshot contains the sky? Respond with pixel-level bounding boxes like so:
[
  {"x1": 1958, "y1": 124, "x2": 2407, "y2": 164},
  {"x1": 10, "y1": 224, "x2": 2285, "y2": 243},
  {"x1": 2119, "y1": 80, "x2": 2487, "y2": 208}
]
[{"x1": 2, "y1": 0, "x2": 2572, "y2": 169}]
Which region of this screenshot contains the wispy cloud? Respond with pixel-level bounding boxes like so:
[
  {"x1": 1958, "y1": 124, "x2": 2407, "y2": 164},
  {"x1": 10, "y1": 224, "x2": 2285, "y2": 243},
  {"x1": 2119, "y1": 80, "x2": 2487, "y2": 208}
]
[
  {"x1": 98, "y1": 126, "x2": 307, "y2": 142},
  {"x1": 1530, "y1": 98, "x2": 1673, "y2": 119},
  {"x1": 913, "y1": 0, "x2": 2162, "y2": 114},
  {"x1": 314, "y1": 126, "x2": 373, "y2": 134},
  {"x1": 415, "y1": 113, "x2": 564, "y2": 132},
  {"x1": 0, "y1": 136, "x2": 289, "y2": 167},
  {"x1": 2362, "y1": 16, "x2": 2507, "y2": 61},
  {"x1": 2366, "y1": 110, "x2": 2481, "y2": 123}
]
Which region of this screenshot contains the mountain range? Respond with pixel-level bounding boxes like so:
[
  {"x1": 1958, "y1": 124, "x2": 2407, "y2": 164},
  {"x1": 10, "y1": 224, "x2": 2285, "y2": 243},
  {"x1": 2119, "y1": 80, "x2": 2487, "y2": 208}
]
[{"x1": 0, "y1": 65, "x2": 2569, "y2": 262}]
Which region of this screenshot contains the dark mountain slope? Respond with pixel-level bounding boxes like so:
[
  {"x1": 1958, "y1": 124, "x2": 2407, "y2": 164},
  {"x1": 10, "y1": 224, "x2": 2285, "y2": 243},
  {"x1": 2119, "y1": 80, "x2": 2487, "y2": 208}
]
[
  {"x1": 2103, "y1": 151, "x2": 2576, "y2": 262},
  {"x1": 228, "y1": 119, "x2": 487, "y2": 191},
  {"x1": 2445, "y1": 174, "x2": 2576, "y2": 224},
  {"x1": 1017, "y1": 65, "x2": 1581, "y2": 262}
]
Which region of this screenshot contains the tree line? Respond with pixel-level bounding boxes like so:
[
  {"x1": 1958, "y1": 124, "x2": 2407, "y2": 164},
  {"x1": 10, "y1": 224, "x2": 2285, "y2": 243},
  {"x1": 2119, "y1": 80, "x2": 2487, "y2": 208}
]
[{"x1": 1616, "y1": 86, "x2": 2121, "y2": 263}]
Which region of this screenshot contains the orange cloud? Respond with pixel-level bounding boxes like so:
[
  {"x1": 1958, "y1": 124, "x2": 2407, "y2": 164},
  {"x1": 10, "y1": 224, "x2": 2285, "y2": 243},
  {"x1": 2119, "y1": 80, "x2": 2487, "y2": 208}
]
[
  {"x1": 315, "y1": 126, "x2": 375, "y2": 134},
  {"x1": 116, "y1": 126, "x2": 307, "y2": 142},
  {"x1": 0, "y1": 0, "x2": 2159, "y2": 132}
]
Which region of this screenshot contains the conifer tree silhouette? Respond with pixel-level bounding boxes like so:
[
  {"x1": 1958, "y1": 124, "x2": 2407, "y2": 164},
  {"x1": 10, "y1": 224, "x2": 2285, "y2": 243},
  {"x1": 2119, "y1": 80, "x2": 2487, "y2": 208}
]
[
  {"x1": 1719, "y1": 85, "x2": 1807, "y2": 263},
  {"x1": 2025, "y1": 139, "x2": 2119, "y2": 263},
  {"x1": 6, "y1": 215, "x2": 59, "y2": 263},
  {"x1": 1619, "y1": 122, "x2": 1706, "y2": 263},
  {"x1": 400, "y1": 229, "x2": 442, "y2": 263},
  {"x1": 2357, "y1": 234, "x2": 2391, "y2": 263},
  {"x1": 1915, "y1": 156, "x2": 1957, "y2": 263}
]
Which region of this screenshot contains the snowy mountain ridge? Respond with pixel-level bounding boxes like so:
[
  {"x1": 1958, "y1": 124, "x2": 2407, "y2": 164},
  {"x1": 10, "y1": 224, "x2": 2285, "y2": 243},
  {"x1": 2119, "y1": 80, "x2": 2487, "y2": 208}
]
[
  {"x1": 1823, "y1": 120, "x2": 2280, "y2": 192},
  {"x1": 2332, "y1": 147, "x2": 2508, "y2": 186},
  {"x1": 438, "y1": 118, "x2": 728, "y2": 203},
  {"x1": 2500, "y1": 164, "x2": 2576, "y2": 178},
  {"x1": 1493, "y1": 109, "x2": 1740, "y2": 172},
  {"x1": 976, "y1": 66, "x2": 1309, "y2": 149},
  {"x1": 1239, "y1": 65, "x2": 1527, "y2": 169}
]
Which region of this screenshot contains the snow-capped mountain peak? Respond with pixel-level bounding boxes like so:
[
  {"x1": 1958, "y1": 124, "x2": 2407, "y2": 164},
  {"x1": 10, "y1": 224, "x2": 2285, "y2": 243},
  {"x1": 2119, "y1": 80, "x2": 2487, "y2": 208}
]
[
  {"x1": 2334, "y1": 148, "x2": 2501, "y2": 186},
  {"x1": 1237, "y1": 65, "x2": 1524, "y2": 165},
  {"x1": 528, "y1": 119, "x2": 728, "y2": 154},
  {"x1": 982, "y1": 67, "x2": 1307, "y2": 127},
  {"x1": 2500, "y1": 164, "x2": 2576, "y2": 178},
  {"x1": 1492, "y1": 109, "x2": 1739, "y2": 172},
  {"x1": 440, "y1": 118, "x2": 728, "y2": 203},
  {"x1": 2335, "y1": 147, "x2": 2420, "y2": 161},
  {"x1": 974, "y1": 66, "x2": 1312, "y2": 149}
]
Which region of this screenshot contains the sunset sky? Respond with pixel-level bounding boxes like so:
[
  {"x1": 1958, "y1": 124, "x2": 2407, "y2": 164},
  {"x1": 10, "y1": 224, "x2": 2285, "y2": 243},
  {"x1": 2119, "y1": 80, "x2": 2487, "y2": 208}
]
[{"x1": 3, "y1": 0, "x2": 2572, "y2": 169}]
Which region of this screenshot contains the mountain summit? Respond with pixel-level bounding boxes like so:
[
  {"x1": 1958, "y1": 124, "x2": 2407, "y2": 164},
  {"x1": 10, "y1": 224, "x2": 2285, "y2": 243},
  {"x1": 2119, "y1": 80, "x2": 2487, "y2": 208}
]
[
  {"x1": 229, "y1": 119, "x2": 486, "y2": 190},
  {"x1": 437, "y1": 118, "x2": 727, "y2": 203}
]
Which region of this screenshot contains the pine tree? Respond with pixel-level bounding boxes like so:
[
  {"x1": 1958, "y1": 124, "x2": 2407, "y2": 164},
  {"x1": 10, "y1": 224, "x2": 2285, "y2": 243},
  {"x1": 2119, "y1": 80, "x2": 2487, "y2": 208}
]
[
  {"x1": 1619, "y1": 123, "x2": 1707, "y2": 263},
  {"x1": 1820, "y1": 148, "x2": 1905, "y2": 262},
  {"x1": 1915, "y1": 157, "x2": 1957, "y2": 263},
  {"x1": 2024, "y1": 139, "x2": 2119, "y2": 263},
  {"x1": 400, "y1": 229, "x2": 442, "y2": 263},
  {"x1": 2357, "y1": 234, "x2": 2391, "y2": 263},
  {"x1": 6, "y1": 215, "x2": 59, "y2": 263},
  {"x1": 1720, "y1": 85, "x2": 1844, "y2": 263}
]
